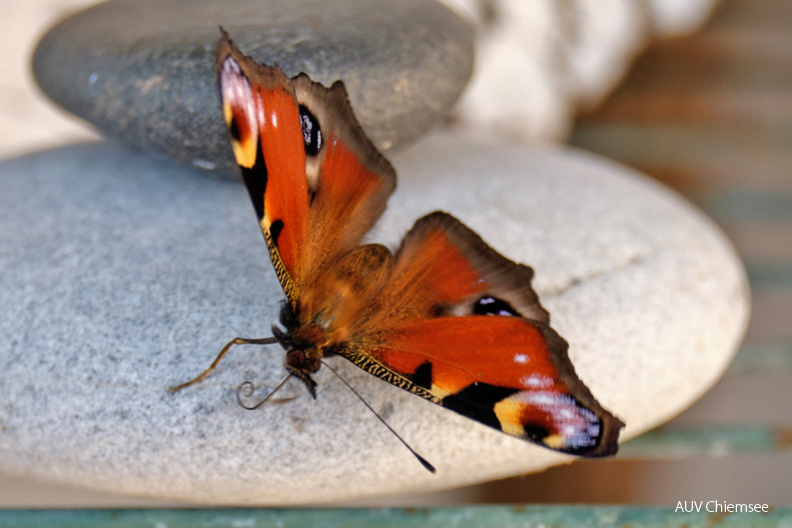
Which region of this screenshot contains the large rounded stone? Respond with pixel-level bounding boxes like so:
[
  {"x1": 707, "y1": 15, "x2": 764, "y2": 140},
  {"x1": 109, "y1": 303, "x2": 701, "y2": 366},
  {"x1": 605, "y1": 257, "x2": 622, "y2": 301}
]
[
  {"x1": 31, "y1": 0, "x2": 473, "y2": 177},
  {"x1": 0, "y1": 134, "x2": 748, "y2": 504}
]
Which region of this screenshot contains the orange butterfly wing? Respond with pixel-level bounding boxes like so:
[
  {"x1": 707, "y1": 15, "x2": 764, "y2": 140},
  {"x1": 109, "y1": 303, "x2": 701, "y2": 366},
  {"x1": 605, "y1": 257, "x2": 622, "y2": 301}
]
[
  {"x1": 339, "y1": 213, "x2": 624, "y2": 456},
  {"x1": 217, "y1": 32, "x2": 395, "y2": 307}
]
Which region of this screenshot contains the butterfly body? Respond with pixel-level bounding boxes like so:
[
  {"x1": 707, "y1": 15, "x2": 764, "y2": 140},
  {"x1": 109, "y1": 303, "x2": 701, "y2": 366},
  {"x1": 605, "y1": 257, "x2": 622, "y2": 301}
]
[{"x1": 179, "y1": 30, "x2": 624, "y2": 460}]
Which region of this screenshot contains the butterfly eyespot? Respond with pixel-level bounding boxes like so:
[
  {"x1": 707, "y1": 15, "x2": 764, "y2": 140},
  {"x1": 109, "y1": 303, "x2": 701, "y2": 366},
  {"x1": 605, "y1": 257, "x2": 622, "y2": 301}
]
[
  {"x1": 299, "y1": 104, "x2": 323, "y2": 156},
  {"x1": 229, "y1": 117, "x2": 242, "y2": 143},
  {"x1": 472, "y1": 296, "x2": 519, "y2": 317},
  {"x1": 523, "y1": 424, "x2": 551, "y2": 443}
]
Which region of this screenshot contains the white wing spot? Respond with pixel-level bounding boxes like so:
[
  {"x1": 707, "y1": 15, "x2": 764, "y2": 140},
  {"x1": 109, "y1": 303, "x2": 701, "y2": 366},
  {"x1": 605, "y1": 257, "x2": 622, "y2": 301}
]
[
  {"x1": 524, "y1": 392, "x2": 555, "y2": 406},
  {"x1": 255, "y1": 93, "x2": 265, "y2": 129},
  {"x1": 514, "y1": 353, "x2": 528, "y2": 364},
  {"x1": 520, "y1": 375, "x2": 552, "y2": 388}
]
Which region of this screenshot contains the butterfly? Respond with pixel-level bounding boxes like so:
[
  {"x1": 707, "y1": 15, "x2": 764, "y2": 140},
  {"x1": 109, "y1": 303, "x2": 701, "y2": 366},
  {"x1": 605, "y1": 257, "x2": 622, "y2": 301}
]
[{"x1": 172, "y1": 29, "x2": 624, "y2": 472}]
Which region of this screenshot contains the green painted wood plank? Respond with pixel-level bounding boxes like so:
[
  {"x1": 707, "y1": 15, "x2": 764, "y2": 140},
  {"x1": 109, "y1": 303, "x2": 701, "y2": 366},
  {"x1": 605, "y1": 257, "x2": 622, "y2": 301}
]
[
  {"x1": 0, "y1": 506, "x2": 790, "y2": 528},
  {"x1": 570, "y1": 123, "x2": 770, "y2": 165},
  {"x1": 692, "y1": 191, "x2": 792, "y2": 222},
  {"x1": 746, "y1": 263, "x2": 792, "y2": 292},
  {"x1": 620, "y1": 425, "x2": 792, "y2": 458},
  {"x1": 729, "y1": 342, "x2": 792, "y2": 372}
]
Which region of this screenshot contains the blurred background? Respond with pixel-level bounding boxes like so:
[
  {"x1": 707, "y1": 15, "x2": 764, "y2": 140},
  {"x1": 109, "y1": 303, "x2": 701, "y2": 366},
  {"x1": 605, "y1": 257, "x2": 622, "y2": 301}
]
[{"x1": 1, "y1": 0, "x2": 790, "y2": 507}]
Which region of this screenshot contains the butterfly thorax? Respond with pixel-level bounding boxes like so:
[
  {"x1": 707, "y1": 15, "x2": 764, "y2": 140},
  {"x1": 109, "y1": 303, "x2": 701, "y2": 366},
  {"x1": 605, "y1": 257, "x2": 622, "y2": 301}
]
[
  {"x1": 298, "y1": 243, "x2": 394, "y2": 341},
  {"x1": 275, "y1": 244, "x2": 396, "y2": 397}
]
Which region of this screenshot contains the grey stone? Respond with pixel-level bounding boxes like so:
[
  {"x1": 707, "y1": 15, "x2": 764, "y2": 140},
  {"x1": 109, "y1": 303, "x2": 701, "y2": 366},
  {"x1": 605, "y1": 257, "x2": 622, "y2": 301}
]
[
  {"x1": 31, "y1": 0, "x2": 474, "y2": 178},
  {"x1": 0, "y1": 134, "x2": 748, "y2": 504}
]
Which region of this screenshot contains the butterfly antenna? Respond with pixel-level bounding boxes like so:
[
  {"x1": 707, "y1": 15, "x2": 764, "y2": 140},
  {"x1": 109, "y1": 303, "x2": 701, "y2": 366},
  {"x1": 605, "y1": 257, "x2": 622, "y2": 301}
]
[
  {"x1": 321, "y1": 360, "x2": 437, "y2": 474},
  {"x1": 170, "y1": 336, "x2": 280, "y2": 394},
  {"x1": 237, "y1": 374, "x2": 295, "y2": 410}
]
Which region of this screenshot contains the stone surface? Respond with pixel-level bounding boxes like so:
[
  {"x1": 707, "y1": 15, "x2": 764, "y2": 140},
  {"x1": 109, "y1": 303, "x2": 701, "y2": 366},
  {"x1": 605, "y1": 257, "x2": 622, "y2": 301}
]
[
  {"x1": 31, "y1": 0, "x2": 474, "y2": 177},
  {"x1": 0, "y1": 133, "x2": 749, "y2": 504}
]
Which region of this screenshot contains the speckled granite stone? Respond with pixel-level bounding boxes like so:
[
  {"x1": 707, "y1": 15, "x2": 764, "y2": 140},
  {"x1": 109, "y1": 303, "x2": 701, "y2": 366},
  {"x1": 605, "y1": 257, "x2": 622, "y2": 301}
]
[{"x1": 0, "y1": 133, "x2": 748, "y2": 504}]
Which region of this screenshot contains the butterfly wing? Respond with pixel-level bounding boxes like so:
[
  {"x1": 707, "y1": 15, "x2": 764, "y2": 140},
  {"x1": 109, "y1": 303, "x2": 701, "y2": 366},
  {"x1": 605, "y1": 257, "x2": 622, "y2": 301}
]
[
  {"x1": 338, "y1": 212, "x2": 624, "y2": 457},
  {"x1": 217, "y1": 32, "x2": 396, "y2": 306}
]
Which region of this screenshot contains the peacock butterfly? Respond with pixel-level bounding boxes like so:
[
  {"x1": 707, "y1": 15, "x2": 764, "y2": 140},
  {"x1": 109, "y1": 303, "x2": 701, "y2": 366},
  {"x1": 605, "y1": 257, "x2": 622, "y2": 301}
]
[{"x1": 172, "y1": 29, "x2": 624, "y2": 471}]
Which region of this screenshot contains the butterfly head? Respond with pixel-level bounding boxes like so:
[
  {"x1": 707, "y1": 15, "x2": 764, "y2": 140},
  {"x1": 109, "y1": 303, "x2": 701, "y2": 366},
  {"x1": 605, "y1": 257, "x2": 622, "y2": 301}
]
[
  {"x1": 272, "y1": 319, "x2": 323, "y2": 400},
  {"x1": 284, "y1": 350, "x2": 320, "y2": 400}
]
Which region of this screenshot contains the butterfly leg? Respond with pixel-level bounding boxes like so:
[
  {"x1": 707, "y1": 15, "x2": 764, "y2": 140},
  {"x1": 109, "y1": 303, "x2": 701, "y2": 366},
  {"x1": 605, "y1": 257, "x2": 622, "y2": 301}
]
[{"x1": 170, "y1": 336, "x2": 278, "y2": 393}]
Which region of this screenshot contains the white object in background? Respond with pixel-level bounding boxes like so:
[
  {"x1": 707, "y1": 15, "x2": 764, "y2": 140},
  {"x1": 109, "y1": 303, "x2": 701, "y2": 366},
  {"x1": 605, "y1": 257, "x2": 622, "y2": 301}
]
[
  {"x1": 560, "y1": 0, "x2": 647, "y2": 109},
  {"x1": 453, "y1": 1, "x2": 572, "y2": 141},
  {"x1": 0, "y1": 0, "x2": 100, "y2": 161},
  {"x1": 646, "y1": 0, "x2": 721, "y2": 36},
  {"x1": 441, "y1": 0, "x2": 719, "y2": 141}
]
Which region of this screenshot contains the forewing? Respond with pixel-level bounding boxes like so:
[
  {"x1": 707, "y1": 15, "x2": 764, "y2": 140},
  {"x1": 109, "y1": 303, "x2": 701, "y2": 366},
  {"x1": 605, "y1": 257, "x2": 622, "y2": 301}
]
[
  {"x1": 340, "y1": 212, "x2": 624, "y2": 457},
  {"x1": 291, "y1": 74, "x2": 396, "y2": 286},
  {"x1": 217, "y1": 33, "x2": 307, "y2": 305},
  {"x1": 217, "y1": 32, "x2": 396, "y2": 307}
]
